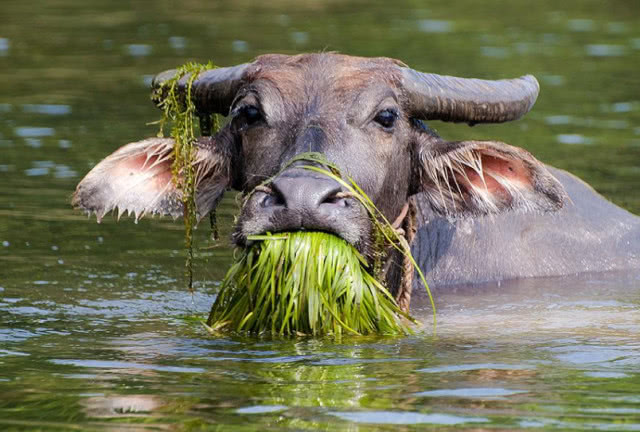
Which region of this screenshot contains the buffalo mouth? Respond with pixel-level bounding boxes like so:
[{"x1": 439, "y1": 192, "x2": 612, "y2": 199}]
[
  {"x1": 231, "y1": 176, "x2": 375, "y2": 258},
  {"x1": 231, "y1": 205, "x2": 400, "y2": 297},
  {"x1": 229, "y1": 162, "x2": 408, "y2": 289},
  {"x1": 211, "y1": 175, "x2": 420, "y2": 335},
  {"x1": 232, "y1": 211, "x2": 373, "y2": 255}
]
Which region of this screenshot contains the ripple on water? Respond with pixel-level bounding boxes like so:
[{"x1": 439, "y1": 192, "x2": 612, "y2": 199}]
[
  {"x1": 108, "y1": 334, "x2": 248, "y2": 358},
  {"x1": 25, "y1": 161, "x2": 53, "y2": 176},
  {"x1": 53, "y1": 164, "x2": 77, "y2": 178},
  {"x1": 68, "y1": 291, "x2": 213, "y2": 319},
  {"x1": 235, "y1": 405, "x2": 288, "y2": 414},
  {"x1": 418, "y1": 363, "x2": 532, "y2": 373},
  {"x1": 550, "y1": 345, "x2": 639, "y2": 366},
  {"x1": 330, "y1": 411, "x2": 489, "y2": 425},
  {"x1": 480, "y1": 46, "x2": 510, "y2": 58},
  {"x1": 0, "y1": 38, "x2": 8, "y2": 55},
  {"x1": 0, "y1": 328, "x2": 39, "y2": 343},
  {"x1": 545, "y1": 115, "x2": 572, "y2": 125},
  {"x1": 581, "y1": 407, "x2": 640, "y2": 415},
  {"x1": 520, "y1": 416, "x2": 640, "y2": 431},
  {"x1": 14, "y1": 127, "x2": 55, "y2": 137},
  {"x1": 603, "y1": 119, "x2": 629, "y2": 129},
  {"x1": 290, "y1": 31, "x2": 309, "y2": 45},
  {"x1": 141, "y1": 74, "x2": 154, "y2": 86},
  {"x1": 311, "y1": 357, "x2": 416, "y2": 366},
  {"x1": 0, "y1": 349, "x2": 29, "y2": 357},
  {"x1": 414, "y1": 387, "x2": 527, "y2": 398},
  {"x1": 568, "y1": 19, "x2": 595, "y2": 32},
  {"x1": 25, "y1": 138, "x2": 41, "y2": 148},
  {"x1": 586, "y1": 44, "x2": 626, "y2": 57},
  {"x1": 418, "y1": 20, "x2": 453, "y2": 33},
  {"x1": 557, "y1": 134, "x2": 593, "y2": 145},
  {"x1": 541, "y1": 75, "x2": 566, "y2": 86},
  {"x1": 612, "y1": 102, "x2": 635, "y2": 112},
  {"x1": 607, "y1": 22, "x2": 627, "y2": 34},
  {"x1": 584, "y1": 371, "x2": 629, "y2": 379},
  {"x1": 514, "y1": 42, "x2": 532, "y2": 54},
  {"x1": 22, "y1": 104, "x2": 71, "y2": 116},
  {"x1": 168, "y1": 36, "x2": 186, "y2": 51},
  {"x1": 126, "y1": 44, "x2": 152, "y2": 57},
  {"x1": 232, "y1": 40, "x2": 249, "y2": 53},
  {"x1": 50, "y1": 359, "x2": 205, "y2": 373}
]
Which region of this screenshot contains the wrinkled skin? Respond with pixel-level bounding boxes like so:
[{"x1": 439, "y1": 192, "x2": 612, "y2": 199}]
[
  {"x1": 413, "y1": 167, "x2": 640, "y2": 290},
  {"x1": 73, "y1": 53, "x2": 640, "y2": 298}
]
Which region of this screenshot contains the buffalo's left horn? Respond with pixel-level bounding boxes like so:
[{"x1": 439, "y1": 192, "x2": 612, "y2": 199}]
[
  {"x1": 152, "y1": 63, "x2": 250, "y2": 116},
  {"x1": 400, "y1": 68, "x2": 540, "y2": 125}
]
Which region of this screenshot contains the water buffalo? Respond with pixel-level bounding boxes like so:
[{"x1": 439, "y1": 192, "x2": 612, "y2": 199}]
[{"x1": 73, "y1": 53, "x2": 640, "y2": 306}]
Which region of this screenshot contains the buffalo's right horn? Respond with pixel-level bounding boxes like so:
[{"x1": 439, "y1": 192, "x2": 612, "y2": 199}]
[
  {"x1": 152, "y1": 63, "x2": 249, "y2": 116},
  {"x1": 400, "y1": 67, "x2": 540, "y2": 125}
]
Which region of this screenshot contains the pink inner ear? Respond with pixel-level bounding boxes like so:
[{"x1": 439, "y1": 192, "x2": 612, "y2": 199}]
[
  {"x1": 455, "y1": 153, "x2": 533, "y2": 202},
  {"x1": 421, "y1": 140, "x2": 566, "y2": 216},
  {"x1": 115, "y1": 151, "x2": 174, "y2": 189},
  {"x1": 120, "y1": 153, "x2": 171, "y2": 179}
]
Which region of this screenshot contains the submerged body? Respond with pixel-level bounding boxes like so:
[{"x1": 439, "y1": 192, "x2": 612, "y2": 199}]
[{"x1": 414, "y1": 167, "x2": 640, "y2": 288}]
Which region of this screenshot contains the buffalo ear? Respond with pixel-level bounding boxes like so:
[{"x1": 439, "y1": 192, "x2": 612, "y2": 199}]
[
  {"x1": 413, "y1": 139, "x2": 567, "y2": 217},
  {"x1": 72, "y1": 137, "x2": 231, "y2": 222}
]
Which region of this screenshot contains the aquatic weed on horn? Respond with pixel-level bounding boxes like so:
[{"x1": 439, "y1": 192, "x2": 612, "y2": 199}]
[{"x1": 152, "y1": 61, "x2": 221, "y2": 292}]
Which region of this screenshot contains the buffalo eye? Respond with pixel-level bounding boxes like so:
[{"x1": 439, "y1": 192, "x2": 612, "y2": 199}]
[
  {"x1": 373, "y1": 109, "x2": 398, "y2": 130},
  {"x1": 232, "y1": 105, "x2": 263, "y2": 129}
]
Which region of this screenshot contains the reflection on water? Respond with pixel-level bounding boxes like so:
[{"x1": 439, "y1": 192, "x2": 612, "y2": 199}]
[
  {"x1": 330, "y1": 411, "x2": 489, "y2": 425},
  {"x1": 1, "y1": 0, "x2": 639, "y2": 430},
  {"x1": 22, "y1": 104, "x2": 72, "y2": 116}
]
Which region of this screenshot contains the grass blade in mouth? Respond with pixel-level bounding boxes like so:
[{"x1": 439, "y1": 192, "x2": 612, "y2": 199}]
[
  {"x1": 239, "y1": 152, "x2": 436, "y2": 330},
  {"x1": 207, "y1": 232, "x2": 416, "y2": 336}
]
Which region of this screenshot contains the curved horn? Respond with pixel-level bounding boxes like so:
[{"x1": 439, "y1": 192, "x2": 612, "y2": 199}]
[
  {"x1": 400, "y1": 68, "x2": 540, "y2": 125},
  {"x1": 152, "y1": 63, "x2": 249, "y2": 116}
]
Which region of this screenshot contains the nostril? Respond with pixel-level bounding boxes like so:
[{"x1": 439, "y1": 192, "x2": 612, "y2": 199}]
[
  {"x1": 269, "y1": 171, "x2": 352, "y2": 211},
  {"x1": 260, "y1": 194, "x2": 280, "y2": 208},
  {"x1": 322, "y1": 190, "x2": 351, "y2": 208},
  {"x1": 256, "y1": 185, "x2": 285, "y2": 208}
]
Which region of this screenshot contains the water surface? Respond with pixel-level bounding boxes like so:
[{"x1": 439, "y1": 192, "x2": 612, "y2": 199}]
[{"x1": 1, "y1": 0, "x2": 639, "y2": 430}]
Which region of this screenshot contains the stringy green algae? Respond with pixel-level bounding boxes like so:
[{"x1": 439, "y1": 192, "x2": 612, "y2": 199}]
[{"x1": 152, "y1": 62, "x2": 220, "y2": 291}]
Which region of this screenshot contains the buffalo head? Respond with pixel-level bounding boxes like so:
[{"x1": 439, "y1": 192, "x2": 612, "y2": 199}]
[{"x1": 73, "y1": 53, "x2": 566, "y2": 297}]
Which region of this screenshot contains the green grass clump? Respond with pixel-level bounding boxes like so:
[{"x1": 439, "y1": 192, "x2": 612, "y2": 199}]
[{"x1": 206, "y1": 231, "x2": 416, "y2": 336}]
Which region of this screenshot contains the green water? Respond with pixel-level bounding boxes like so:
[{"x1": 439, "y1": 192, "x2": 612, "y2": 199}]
[{"x1": 1, "y1": 0, "x2": 639, "y2": 430}]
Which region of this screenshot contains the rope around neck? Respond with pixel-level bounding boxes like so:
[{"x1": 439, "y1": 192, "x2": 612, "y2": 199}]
[{"x1": 393, "y1": 197, "x2": 417, "y2": 313}]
